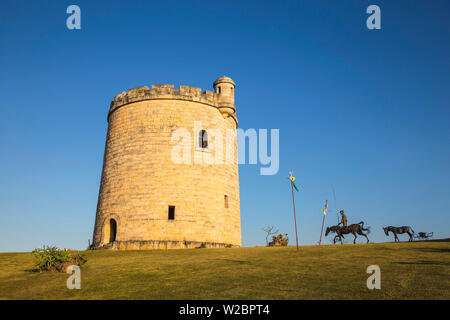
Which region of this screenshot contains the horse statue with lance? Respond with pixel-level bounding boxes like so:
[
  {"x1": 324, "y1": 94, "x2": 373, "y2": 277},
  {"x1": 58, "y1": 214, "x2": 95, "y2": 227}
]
[{"x1": 325, "y1": 222, "x2": 371, "y2": 244}]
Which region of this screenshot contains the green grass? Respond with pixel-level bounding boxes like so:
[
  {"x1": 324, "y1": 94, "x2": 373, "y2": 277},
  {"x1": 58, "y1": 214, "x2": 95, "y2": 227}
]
[{"x1": 0, "y1": 240, "x2": 449, "y2": 299}]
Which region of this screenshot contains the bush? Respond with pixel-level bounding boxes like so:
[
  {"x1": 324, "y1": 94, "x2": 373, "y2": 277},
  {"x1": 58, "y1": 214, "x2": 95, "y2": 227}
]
[
  {"x1": 32, "y1": 245, "x2": 86, "y2": 272},
  {"x1": 268, "y1": 233, "x2": 289, "y2": 247}
]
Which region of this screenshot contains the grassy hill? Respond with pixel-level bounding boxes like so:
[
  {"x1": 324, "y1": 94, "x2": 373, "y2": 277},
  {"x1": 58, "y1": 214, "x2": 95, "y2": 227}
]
[{"x1": 0, "y1": 240, "x2": 448, "y2": 299}]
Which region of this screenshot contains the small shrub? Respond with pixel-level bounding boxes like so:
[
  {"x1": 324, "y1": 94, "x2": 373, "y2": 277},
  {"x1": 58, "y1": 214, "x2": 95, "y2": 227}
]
[
  {"x1": 268, "y1": 233, "x2": 289, "y2": 247},
  {"x1": 199, "y1": 243, "x2": 207, "y2": 248},
  {"x1": 32, "y1": 245, "x2": 86, "y2": 272}
]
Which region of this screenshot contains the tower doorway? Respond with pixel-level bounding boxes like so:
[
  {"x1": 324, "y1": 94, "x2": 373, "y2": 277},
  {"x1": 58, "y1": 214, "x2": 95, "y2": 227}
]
[
  {"x1": 109, "y1": 219, "x2": 117, "y2": 242},
  {"x1": 104, "y1": 218, "x2": 117, "y2": 244}
]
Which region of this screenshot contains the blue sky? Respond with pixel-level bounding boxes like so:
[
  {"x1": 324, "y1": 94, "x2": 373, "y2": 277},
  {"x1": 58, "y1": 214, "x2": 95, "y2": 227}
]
[{"x1": 0, "y1": 0, "x2": 449, "y2": 251}]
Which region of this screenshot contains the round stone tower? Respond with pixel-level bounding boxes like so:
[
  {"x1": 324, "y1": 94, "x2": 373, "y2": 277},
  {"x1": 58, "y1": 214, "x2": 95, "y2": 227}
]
[{"x1": 92, "y1": 76, "x2": 241, "y2": 249}]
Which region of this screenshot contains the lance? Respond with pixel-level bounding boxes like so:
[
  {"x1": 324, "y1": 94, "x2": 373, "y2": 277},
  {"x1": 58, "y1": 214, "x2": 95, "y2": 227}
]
[
  {"x1": 289, "y1": 171, "x2": 299, "y2": 250},
  {"x1": 332, "y1": 185, "x2": 339, "y2": 224},
  {"x1": 319, "y1": 200, "x2": 328, "y2": 245}
]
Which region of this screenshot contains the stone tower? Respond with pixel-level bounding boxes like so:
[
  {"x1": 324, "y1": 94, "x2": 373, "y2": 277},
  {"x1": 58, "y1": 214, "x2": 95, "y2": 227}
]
[{"x1": 92, "y1": 76, "x2": 241, "y2": 249}]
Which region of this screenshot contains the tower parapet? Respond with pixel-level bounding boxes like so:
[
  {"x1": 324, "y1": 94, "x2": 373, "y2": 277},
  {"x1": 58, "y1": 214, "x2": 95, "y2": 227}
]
[{"x1": 109, "y1": 76, "x2": 238, "y2": 126}]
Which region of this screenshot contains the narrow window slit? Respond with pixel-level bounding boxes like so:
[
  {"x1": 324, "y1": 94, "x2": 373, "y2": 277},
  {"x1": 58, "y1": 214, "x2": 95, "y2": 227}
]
[
  {"x1": 168, "y1": 206, "x2": 175, "y2": 220},
  {"x1": 199, "y1": 130, "x2": 208, "y2": 148},
  {"x1": 224, "y1": 195, "x2": 229, "y2": 208}
]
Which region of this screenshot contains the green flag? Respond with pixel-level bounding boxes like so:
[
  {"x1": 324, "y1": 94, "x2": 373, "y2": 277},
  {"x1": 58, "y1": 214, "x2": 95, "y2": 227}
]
[{"x1": 289, "y1": 172, "x2": 299, "y2": 192}]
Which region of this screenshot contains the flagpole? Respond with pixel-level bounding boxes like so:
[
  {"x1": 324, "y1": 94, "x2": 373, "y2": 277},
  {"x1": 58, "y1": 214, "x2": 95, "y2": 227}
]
[
  {"x1": 319, "y1": 214, "x2": 326, "y2": 245},
  {"x1": 319, "y1": 200, "x2": 328, "y2": 245},
  {"x1": 290, "y1": 171, "x2": 299, "y2": 251}
]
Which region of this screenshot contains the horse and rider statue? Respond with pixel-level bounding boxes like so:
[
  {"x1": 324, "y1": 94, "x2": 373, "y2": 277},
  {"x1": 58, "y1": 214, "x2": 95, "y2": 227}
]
[
  {"x1": 324, "y1": 209, "x2": 423, "y2": 244},
  {"x1": 325, "y1": 210, "x2": 371, "y2": 244}
]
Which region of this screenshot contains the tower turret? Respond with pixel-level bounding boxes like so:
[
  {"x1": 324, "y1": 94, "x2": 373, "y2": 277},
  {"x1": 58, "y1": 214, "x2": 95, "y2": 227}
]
[{"x1": 213, "y1": 76, "x2": 236, "y2": 118}]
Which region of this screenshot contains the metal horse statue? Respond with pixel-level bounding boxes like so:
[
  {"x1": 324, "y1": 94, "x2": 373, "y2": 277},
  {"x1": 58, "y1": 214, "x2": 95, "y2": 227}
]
[
  {"x1": 382, "y1": 226, "x2": 415, "y2": 242},
  {"x1": 325, "y1": 222, "x2": 371, "y2": 244}
]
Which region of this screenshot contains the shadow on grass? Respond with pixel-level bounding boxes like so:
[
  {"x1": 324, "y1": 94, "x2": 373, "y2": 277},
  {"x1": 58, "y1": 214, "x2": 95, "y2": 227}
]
[
  {"x1": 214, "y1": 259, "x2": 251, "y2": 265},
  {"x1": 25, "y1": 268, "x2": 42, "y2": 273},
  {"x1": 413, "y1": 238, "x2": 450, "y2": 243},
  {"x1": 414, "y1": 248, "x2": 450, "y2": 254},
  {"x1": 395, "y1": 260, "x2": 450, "y2": 266},
  {"x1": 377, "y1": 238, "x2": 450, "y2": 245}
]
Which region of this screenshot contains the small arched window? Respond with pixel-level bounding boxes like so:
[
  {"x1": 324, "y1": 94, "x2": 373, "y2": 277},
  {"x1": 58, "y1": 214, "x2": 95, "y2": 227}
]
[{"x1": 199, "y1": 130, "x2": 208, "y2": 149}]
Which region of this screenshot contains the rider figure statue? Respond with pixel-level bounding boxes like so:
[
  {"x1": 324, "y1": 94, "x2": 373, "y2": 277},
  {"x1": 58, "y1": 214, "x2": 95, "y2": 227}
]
[{"x1": 338, "y1": 210, "x2": 348, "y2": 227}]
